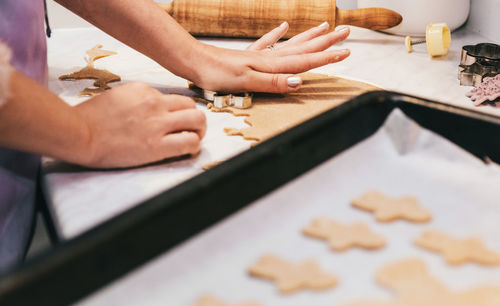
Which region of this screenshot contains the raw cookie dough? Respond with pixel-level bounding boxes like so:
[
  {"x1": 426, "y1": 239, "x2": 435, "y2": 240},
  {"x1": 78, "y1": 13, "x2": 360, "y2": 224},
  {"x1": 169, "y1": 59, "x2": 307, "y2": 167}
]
[
  {"x1": 189, "y1": 295, "x2": 261, "y2": 306},
  {"x1": 352, "y1": 190, "x2": 432, "y2": 223},
  {"x1": 248, "y1": 254, "x2": 337, "y2": 294},
  {"x1": 59, "y1": 44, "x2": 121, "y2": 97},
  {"x1": 202, "y1": 160, "x2": 223, "y2": 170},
  {"x1": 345, "y1": 258, "x2": 500, "y2": 306},
  {"x1": 207, "y1": 73, "x2": 379, "y2": 142},
  {"x1": 85, "y1": 44, "x2": 117, "y2": 65},
  {"x1": 59, "y1": 65, "x2": 120, "y2": 96},
  {"x1": 415, "y1": 230, "x2": 500, "y2": 266},
  {"x1": 302, "y1": 217, "x2": 386, "y2": 251}
]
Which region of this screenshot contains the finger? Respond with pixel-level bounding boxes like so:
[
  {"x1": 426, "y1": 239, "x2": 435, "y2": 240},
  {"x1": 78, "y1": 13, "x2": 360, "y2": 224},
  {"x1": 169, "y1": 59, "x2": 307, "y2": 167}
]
[
  {"x1": 274, "y1": 27, "x2": 350, "y2": 56},
  {"x1": 162, "y1": 94, "x2": 197, "y2": 112},
  {"x1": 247, "y1": 21, "x2": 289, "y2": 51},
  {"x1": 253, "y1": 49, "x2": 350, "y2": 74},
  {"x1": 278, "y1": 21, "x2": 330, "y2": 48},
  {"x1": 164, "y1": 109, "x2": 207, "y2": 139},
  {"x1": 244, "y1": 71, "x2": 302, "y2": 93},
  {"x1": 160, "y1": 131, "x2": 201, "y2": 158}
]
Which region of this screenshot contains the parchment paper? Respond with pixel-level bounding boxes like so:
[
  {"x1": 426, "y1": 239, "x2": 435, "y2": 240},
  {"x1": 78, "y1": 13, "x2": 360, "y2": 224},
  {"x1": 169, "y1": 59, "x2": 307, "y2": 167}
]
[{"x1": 79, "y1": 109, "x2": 500, "y2": 306}]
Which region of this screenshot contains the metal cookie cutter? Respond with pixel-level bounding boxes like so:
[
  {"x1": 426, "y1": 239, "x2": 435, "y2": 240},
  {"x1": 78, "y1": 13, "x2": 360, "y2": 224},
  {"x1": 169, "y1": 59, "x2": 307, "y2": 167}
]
[
  {"x1": 204, "y1": 90, "x2": 253, "y2": 109},
  {"x1": 458, "y1": 43, "x2": 500, "y2": 87},
  {"x1": 188, "y1": 82, "x2": 253, "y2": 109}
]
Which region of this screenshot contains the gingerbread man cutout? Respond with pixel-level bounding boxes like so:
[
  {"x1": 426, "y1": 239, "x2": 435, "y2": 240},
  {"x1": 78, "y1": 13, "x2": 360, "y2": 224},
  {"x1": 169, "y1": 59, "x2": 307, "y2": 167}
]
[
  {"x1": 345, "y1": 258, "x2": 500, "y2": 306},
  {"x1": 302, "y1": 217, "x2": 386, "y2": 251},
  {"x1": 352, "y1": 191, "x2": 432, "y2": 223},
  {"x1": 189, "y1": 295, "x2": 261, "y2": 306},
  {"x1": 248, "y1": 255, "x2": 337, "y2": 294},
  {"x1": 415, "y1": 230, "x2": 500, "y2": 266}
]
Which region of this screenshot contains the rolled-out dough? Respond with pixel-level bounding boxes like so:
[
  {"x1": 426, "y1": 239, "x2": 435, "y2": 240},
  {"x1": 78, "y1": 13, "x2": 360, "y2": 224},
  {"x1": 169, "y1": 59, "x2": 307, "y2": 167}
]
[{"x1": 209, "y1": 73, "x2": 380, "y2": 142}]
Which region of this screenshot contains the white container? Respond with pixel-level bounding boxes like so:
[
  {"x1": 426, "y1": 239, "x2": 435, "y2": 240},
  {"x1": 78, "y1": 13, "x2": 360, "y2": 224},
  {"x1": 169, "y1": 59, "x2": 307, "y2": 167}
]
[{"x1": 357, "y1": 0, "x2": 470, "y2": 37}]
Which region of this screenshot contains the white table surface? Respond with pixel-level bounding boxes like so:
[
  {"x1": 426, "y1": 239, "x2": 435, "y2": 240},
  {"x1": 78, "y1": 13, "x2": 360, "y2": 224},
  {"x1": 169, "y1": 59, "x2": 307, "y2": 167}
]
[{"x1": 44, "y1": 25, "x2": 500, "y2": 240}]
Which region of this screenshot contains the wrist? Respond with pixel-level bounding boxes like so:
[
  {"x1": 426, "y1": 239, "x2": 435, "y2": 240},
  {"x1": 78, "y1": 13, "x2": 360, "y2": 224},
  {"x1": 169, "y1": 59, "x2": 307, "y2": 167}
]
[
  {"x1": 41, "y1": 104, "x2": 96, "y2": 167},
  {"x1": 70, "y1": 107, "x2": 96, "y2": 167},
  {"x1": 158, "y1": 38, "x2": 208, "y2": 84}
]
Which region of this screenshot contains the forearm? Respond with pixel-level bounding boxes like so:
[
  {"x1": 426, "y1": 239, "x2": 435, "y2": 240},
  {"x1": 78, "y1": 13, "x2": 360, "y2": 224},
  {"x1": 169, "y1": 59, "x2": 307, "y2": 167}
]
[
  {"x1": 0, "y1": 70, "x2": 90, "y2": 164},
  {"x1": 55, "y1": 0, "x2": 202, "y2": 81}
]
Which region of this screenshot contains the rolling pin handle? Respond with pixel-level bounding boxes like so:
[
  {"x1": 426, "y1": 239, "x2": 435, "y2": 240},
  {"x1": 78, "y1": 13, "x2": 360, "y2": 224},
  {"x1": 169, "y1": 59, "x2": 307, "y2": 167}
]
[{"x1": 335, "y1": 7, "x2": 402, "y2": 31}]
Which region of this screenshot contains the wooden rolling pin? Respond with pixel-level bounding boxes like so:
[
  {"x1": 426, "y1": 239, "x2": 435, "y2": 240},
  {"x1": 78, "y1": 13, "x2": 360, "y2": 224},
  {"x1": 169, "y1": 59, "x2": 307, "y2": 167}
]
[{"x1": 159, "y1": 0, "x2": 402, "y2": 38}]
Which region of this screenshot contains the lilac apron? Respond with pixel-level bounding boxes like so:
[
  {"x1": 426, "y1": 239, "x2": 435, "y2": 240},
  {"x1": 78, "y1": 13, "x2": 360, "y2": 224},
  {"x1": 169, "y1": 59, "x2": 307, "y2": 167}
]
[{"x1": 0, "y1": 0, "x2": 48, "y2": 272}]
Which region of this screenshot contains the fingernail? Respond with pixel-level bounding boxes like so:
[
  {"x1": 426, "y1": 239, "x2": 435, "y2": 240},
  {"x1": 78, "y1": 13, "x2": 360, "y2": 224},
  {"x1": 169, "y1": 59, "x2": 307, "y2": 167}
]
[
  {"x1": 287, "y1": 76, "x2": 302, "y2": 87},
  {"x1": 337, "y1": 49, "x2": 351, "y2": 59},
  {"x1": 337, "y1": 26, "x2": 349, "y2": 33},
  {"x1": 280, "y1": 21, "x2": 288, "y2": 28},
  {"x1": 318, "y1": 21, "x2": 329, "y2": 29}
]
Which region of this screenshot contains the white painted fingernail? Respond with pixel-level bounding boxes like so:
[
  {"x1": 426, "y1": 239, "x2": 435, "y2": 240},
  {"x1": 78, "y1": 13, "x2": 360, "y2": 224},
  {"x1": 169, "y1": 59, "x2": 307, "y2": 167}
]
[
  {"x1": 318, "y1": 21, "x2": 329, "y2": 29},
  {"x1": 287, "y1": 76, "x2": 302, "y2": 86},
  {"x1": 280, "y1": 21, "x2": 288, "y2": 28},
  {"x1": 337, "y1": 26, "x2": 349, "y2": 33}
]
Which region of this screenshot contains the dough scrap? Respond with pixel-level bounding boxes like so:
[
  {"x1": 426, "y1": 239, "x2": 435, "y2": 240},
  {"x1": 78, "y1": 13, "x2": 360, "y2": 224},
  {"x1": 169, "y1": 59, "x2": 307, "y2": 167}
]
[
  {"x1": 85, "y1": 44, "x2": 117, "y2": 65},
  {"x1": 415, "y1": 230, "x2": 500, "y2": 266},
  {"x1": 207, "y1": 73, "x2": 379, "y2": 143},
  {"x1": 202, "y1": 160, "x2": 223, "y2": 170},
  {"x1": 189, "y1": 295, "x2": 261, "y2": 306},
  {"x1": 248, "y1": 254, "x2": 337, "y2": 294},
  {"x1": 59, "y1": 44, "x2": 120, "y2": 97},
  {"x1": 77, "y1": 86, "x2": 111, "y2": 97},
  {"x1": 60, "y1": 65, "x2": 119, "y2": 87},
  {"x1": 351, "y1": 190, "x2": 432, "y2": 223},
  {"x1": 302, "y1": 217, "x2": 386, "y2": 251},
  {"x1": 344, "y1": 258, "x2": 500, "y2": 306}
]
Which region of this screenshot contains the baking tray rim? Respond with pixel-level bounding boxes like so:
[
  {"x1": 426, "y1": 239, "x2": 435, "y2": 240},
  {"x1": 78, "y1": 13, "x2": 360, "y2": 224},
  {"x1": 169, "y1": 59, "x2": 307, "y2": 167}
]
[{"x1": 1, "y1": 91, "x2": 499, "y2": 305}]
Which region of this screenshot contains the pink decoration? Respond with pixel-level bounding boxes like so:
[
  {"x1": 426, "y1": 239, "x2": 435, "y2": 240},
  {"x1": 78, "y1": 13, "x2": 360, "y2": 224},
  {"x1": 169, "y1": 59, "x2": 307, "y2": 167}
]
[{"x1": 466, "y1": 74, "x2": 500, "y2": 106}]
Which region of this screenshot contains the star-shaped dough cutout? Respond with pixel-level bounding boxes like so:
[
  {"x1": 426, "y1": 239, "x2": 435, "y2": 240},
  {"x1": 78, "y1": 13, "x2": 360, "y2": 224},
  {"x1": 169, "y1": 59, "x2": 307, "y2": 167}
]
[
  {"x1": 248, "y1": 255, "x2": 337, "y2": 294},
  {"x1": 351, "y1": 191, "x2": 431, "y2": 223},
  {"x1": 415, "y1": 230, "x2": 500, "y2": 266},
  {"x1": 302, "y1": 217, "x2": 386, "y2": 251}
]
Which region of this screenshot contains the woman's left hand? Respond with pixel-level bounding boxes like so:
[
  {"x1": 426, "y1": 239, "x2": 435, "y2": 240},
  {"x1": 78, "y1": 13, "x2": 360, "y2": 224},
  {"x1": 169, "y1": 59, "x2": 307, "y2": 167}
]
[{"x1": 189, "y1": 22, "x2": 350, "y2": 93}]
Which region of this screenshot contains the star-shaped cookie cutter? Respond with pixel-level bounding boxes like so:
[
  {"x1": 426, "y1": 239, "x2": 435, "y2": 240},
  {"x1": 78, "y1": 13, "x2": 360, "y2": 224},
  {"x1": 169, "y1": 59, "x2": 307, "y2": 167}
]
[{"x1": 458, "y1": 43, "x2": 500, "y2": 87}]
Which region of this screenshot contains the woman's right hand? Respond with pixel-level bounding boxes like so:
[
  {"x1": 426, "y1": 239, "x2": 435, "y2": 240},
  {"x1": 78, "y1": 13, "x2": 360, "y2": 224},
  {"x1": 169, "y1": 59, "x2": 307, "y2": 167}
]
[
  {"x1": 75, "y1": 82, "x2": 206, "y2": 168},
  {"x1": 187, "y1": 22, "x2": 350, "y2": 94}
]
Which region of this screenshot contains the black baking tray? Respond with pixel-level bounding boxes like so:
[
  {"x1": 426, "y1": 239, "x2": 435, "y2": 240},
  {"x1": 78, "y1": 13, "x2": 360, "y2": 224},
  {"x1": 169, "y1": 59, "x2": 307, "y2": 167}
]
[{"x1": 0, "y1": 91, "x2": 499, "y2": 305}]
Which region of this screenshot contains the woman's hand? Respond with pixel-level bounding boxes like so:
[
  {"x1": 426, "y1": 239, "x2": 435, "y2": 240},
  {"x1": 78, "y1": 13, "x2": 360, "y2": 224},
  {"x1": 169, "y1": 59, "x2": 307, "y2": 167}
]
[
  {"x1": 190, "y1": 22, "x2": 350, "y2": 93},
  {"x1": 75, "y1": 82, "x2": 206, "y2": 168},
  {"x1": 1, "y1": 70, "x2": 206, "y2": 169}
]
